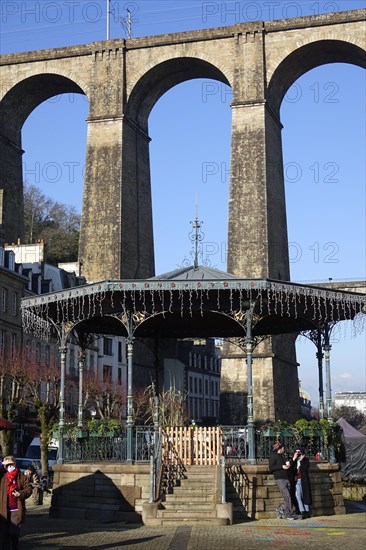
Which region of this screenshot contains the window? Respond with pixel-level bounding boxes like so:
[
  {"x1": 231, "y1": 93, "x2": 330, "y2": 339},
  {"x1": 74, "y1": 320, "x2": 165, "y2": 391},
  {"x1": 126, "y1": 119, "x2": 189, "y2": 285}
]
[
  {"x1": 205, "y1": 380, "x2": 208, "y2": 395},
  {"x1": 69, "y1": 348, "x2": 75, "y2": 375},
  {"x1": 103, "y1": 365, "x2": 112, "y2": 383},
  {"x1": 118, "y1": 341, "x2": 123, "y2": 362},
  {"x1": 25, "y1": 339, "x2": 31, "y2": 357},
  {"x1": 118, "y1": 367, "x2": 122, "y2": 385},
  {"x1": 90, "y1": 354, "x2": 95, "y2": 373},
  {"x1": 198, "y1": 378, "x2": 202, "y2": 394},
  {"x1": 36, "y1": 342, "x2": 41, "y2": 363},
  {"x1": 194, "y1": 378, "x2": 198, "y2": 394},
  {"x1": 7, "y1": 252, "x2": 15, "y2": 271},
  {"x1": 45, "y1": 345, "x2": 50, "y2": 366},
  {"x1": 11, "y1": 333, "x2": 16, "y2": 358},
  {"x1": 189, "y1": 376, "x2": 193, "y2": 393},
  {"x1": 12, "y1": 292, "x2": 17, "y2": 316},
  {"x1": 1, "y1": 330, "x2": 6, "y2": 354},
  {"x1": 103, "y1": 337, "x2": 113, "y2": 356},
  {"x1": 1, "y1": 288, "x2": 7, "y2": 312}
]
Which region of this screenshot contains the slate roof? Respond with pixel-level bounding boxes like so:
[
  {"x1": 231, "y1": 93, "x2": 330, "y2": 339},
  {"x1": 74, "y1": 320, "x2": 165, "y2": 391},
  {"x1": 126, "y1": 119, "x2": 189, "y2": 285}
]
[{"x1": 149, "y1": 265, "x2": 239, "y2": 281}]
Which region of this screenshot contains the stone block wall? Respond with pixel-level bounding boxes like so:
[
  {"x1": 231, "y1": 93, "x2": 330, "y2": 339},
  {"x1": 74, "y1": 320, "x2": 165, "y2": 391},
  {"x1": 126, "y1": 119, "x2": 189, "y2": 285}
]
[
  {"x1": 226, "y1": 462, "x2": 345, "y2": 520},
  {"x1": 50, "y1": 463, "x2": 150, "y2": 522}
]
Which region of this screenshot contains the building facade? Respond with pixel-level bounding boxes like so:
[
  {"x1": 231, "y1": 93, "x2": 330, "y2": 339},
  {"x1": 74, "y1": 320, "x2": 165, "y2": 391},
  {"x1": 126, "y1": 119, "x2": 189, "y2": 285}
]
[{"x1": 334, "y1": 392, "x2": 366, "y2": 415}]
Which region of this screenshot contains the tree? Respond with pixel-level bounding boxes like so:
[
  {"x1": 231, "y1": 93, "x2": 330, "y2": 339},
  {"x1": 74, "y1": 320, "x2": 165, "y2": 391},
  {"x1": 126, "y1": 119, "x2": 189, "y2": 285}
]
[
  {"x1": 23, "y1": 183, "x2": 80, "y2": 264},
  {"x1": 333, "y1": 405, "x2": 366, "y2": 431},
  {"x1": 132, "y1": 384, "x2": 188, "y2": 427},
  {"x1": 83, "y1": 371, "x2": 124, "y2": 421},
  {"x1": 24, "y1": 354, "x2": 60, "y2": 476},
  {"x1": 0, "y1": 345, "x2": 60, "y2": 475},
  {"x1": 0, "y1": 349, "x2": 28, "y2": 456}
]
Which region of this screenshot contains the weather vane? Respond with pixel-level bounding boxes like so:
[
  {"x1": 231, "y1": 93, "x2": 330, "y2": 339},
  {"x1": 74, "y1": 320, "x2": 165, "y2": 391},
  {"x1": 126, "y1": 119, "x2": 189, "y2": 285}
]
[{"x1": 189, "y1": 194, "x2": 205, "y2": 269}]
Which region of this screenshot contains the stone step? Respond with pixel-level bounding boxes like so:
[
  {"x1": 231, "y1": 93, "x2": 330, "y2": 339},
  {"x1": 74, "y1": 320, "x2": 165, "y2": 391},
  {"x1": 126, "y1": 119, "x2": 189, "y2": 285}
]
[
  {"x1": 161, "y1": 502, "x2": 216, "y2": 511},
  {"x1": 177, "y1": 476, "x2": 216, "y2": 487},
  {"x1": 159, "y1": 517, "x2": 229, "y2": 526},
  {"x1": 158, "y1": 509, "x2": 216, "y2": 518},
  {"x1": 172, "y1": 487, "x2": 216, "y2": 497},
  {"x1": 164, "y1": 495, "x2": 216, "y2": 504}
]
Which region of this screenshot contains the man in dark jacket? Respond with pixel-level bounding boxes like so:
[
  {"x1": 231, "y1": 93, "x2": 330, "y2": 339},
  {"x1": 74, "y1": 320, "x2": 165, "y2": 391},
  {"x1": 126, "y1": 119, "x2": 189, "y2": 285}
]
[{"x1": 269, "y1": 441, "x2": 300, "y2": 520}]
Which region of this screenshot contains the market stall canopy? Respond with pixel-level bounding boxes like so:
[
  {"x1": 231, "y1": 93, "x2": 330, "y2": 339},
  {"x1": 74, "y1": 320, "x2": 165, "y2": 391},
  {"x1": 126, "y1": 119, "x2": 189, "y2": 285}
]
[
  {"x1": 21, "y1": 266, "x2": 365, "y2": 342},
  {"x1": 337, "y1": 417, "x2": 366, "y2": 480}
]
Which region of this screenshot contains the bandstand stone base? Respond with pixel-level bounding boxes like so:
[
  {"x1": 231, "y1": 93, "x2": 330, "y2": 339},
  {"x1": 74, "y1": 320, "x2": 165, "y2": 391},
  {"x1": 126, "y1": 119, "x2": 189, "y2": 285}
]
[
  {"x1": 226, "y1": 462, "x2": 345, "y2": 520},
  {"x1": 50, "y1": 461, "x2": 344, "y2": 523},
  {"x1": 50, "y1": 463, "x2": 150, "y2": 523}
]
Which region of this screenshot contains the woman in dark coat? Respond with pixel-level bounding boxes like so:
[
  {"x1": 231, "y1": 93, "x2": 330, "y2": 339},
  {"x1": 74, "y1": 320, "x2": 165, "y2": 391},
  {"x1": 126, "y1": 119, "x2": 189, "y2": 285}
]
[{"x1": 291, "y1": 447, "x2": 312, "y2": 519}]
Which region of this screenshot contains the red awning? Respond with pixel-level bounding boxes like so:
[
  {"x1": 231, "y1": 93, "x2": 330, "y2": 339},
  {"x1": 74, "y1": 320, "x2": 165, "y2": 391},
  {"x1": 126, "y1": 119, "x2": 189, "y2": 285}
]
[{"x1": 0, "y1": 418, "x2": 13, "y2": 430}]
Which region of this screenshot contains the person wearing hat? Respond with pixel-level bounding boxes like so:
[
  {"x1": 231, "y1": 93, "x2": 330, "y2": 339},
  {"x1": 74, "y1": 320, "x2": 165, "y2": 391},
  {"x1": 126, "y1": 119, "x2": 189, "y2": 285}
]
[
  {"x1": 25, "y1": 464, "x2": 43, "y2": 505},
  {"x1": 291, "y1": 447, "x2": 312, "y2": 519},
  {"x1": 0, "y1": 455, "x2": 32, "y2": 550},
  {"x1": 269, "y1": 441, "x2": 301, "y2": 520}
]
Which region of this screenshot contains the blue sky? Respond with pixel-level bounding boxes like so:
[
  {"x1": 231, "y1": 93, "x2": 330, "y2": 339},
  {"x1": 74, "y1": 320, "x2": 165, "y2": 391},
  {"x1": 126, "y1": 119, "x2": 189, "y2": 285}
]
[{"x1": 1, "y1": 0, "x2": 365, "y2": 404}]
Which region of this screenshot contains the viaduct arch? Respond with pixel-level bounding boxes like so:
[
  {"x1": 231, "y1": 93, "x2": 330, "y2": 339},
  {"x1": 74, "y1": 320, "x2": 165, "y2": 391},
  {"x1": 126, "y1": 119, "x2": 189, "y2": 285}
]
[
  {"x1": 0, "y1": 9, "x2": 364, "y2": 283},
  {"x1": 0, "y1": 9, "x2": 365, "y2": 421}
]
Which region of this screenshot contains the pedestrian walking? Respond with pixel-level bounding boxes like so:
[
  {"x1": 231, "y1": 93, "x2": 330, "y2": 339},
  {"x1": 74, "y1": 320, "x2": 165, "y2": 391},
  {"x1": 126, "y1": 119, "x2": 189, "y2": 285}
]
[
  {"x1": 25, "y1": 464, "x2": 43, "y2": 505},
  {"x1": 269, "y1": 441, "x2": 301, "y2": 520},
  {"x1": 291, "y1": 447, "x2": 312, "y2": 519},
  {"x1": 0, "y1": 455, "x2": 32, "y2": 550}
]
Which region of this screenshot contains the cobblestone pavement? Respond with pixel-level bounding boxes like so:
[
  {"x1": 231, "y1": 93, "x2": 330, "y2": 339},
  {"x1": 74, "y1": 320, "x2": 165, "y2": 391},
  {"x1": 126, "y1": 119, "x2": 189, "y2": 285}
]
[{"x1": 20, "y1": 498, "x2": 366, "y2": 550}]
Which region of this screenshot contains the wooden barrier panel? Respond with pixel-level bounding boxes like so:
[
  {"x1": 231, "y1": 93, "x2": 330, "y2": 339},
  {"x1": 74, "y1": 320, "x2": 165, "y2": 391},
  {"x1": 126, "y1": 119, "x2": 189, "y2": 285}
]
[{"x1": 162, "y1": 427, "x2": 221, "y2": 465}]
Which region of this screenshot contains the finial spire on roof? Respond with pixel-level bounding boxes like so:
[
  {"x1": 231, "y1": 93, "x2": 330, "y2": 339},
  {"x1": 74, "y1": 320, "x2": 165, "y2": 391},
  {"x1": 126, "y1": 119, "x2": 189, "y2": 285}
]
[{"x1": 190, "y1": 193, "x2": 204, "y2": 269}]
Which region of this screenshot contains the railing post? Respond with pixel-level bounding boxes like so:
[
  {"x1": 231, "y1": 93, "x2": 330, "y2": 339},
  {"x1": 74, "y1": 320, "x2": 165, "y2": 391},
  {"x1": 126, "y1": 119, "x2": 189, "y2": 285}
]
[
  {"x1": 149, "y1": 453, "x2": 154, "y2": 503},
  {"x1": 153, "y1": 395, "x2": 159, "y2": 450},
  {"x1": 221, "y1": 455, "x2": 226, "y2": 503}
]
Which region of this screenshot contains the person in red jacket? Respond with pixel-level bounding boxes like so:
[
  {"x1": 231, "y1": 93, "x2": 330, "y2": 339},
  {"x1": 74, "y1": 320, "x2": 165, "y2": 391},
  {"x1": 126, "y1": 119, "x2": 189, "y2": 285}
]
[{"x1": 0, "y1": 455, "x2": 32, "y2": 550}]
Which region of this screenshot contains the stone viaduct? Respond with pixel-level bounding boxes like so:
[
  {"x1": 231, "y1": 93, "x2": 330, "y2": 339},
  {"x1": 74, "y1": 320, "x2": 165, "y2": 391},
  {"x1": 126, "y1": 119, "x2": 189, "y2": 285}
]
[{"x1": 0, "y1": 9, "x2": 365, "y2": 422}]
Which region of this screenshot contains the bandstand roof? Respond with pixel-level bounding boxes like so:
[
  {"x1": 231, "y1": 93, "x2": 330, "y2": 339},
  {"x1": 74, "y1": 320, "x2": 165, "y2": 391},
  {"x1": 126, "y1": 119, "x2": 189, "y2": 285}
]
[{"x1": 21, "y1": 266, "x2": 365, "y2": 342}]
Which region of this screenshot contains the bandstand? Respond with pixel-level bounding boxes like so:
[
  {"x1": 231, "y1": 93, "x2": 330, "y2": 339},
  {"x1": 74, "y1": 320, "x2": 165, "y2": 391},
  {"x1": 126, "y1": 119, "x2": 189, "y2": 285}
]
[{"x1": 21, "y1": 266, "x2": 365, "y2": 464}]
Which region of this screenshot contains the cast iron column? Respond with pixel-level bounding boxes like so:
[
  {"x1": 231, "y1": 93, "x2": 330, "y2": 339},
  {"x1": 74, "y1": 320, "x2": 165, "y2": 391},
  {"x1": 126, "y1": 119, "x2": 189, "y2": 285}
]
[
  {"x1": 126, "y1": 336, "x2": 134, "y2": 462},
  {"x1": 77, "y1": 351, "x2": 85, "y2": 428},
  {"x1": 58, "y1": 330, "x2": 67, "y2": 464},
  {"x1": 246, "y1": 305, "x2": 255, "y2": 464},
  {"x1": 324, "y1": 324, "x2": 333, "y2": 420},
  {"x1": 324, "y1": 323, "x2": 335, "y2": 463},
  {"x1": 316, "y1": 329, "x2": 325, "y2": 420}
]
